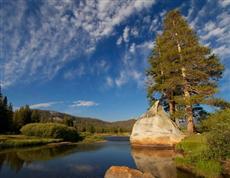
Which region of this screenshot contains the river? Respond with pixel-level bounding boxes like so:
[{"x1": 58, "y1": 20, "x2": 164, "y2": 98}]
[{"x1": 0, "y1": 137, "x2": 197, "y2": 178}]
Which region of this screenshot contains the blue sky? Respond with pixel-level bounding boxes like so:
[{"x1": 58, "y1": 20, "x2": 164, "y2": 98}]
[{"x1": 0, "y1": 0, "x2": 230, "y2": 121}]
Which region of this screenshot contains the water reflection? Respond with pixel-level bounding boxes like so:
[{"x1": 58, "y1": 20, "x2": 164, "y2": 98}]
[
  {"x1": 0, "y1": 140, "x2": 197, "y2": 178},
  {"x1": 0, "y1": 144, "x2": 104, "y2": 173},
  {"x1": 131, "y1": 147, "x2": 196, "y2": 178}
]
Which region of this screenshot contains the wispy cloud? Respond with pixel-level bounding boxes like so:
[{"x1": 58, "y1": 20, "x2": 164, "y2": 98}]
[
  {"x1": 1, "y1": 0, "x2": 157, "y2": 88},
  {"x1": 70, "y1": 100, "x2": 99, "y2": 107},
  {"x1": 63, "y1": 65, "x2": 85, "y2": 80},
  {"x1": 185, "y1": 1, "x2": 230, "y2": 60},
  {"x1": 29, "y1": 101, "x2": 63, "y2": 109}
]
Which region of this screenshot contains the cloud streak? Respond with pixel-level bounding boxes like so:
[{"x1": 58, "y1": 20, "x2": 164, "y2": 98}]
[
  {"x1": 1, "y1": 0, "x2": 156, "y2": 88},
  {"x1": 70, "y1": 100, "x2": 99, "y2": 107},
  {"x1": 29, "y1": 101, "x2": 63, "y2": 109}
]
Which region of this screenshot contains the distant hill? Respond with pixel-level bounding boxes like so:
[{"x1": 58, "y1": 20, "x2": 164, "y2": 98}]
[{"x1": 32, "y1": 109, "x2": 136, "y2": 133}]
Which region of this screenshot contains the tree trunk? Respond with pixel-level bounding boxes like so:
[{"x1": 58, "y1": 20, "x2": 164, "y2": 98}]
[
  {"x1": 169, "y1": 100, "x2": 176, "y2": 121},
  {"x1": 174, "y1": 28, "x2": 195, "y2": 133},
  {"x1": 186, "y1": 106, "x2": 194, "y2": 133},
  {"x1": 183, "y1": 85, "x2": 195, "y2": 133}
]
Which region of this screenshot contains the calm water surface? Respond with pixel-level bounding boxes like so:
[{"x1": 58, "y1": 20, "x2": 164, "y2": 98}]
[{"x1": 0, "y1": 137, "x2": 197, "y2": 178}]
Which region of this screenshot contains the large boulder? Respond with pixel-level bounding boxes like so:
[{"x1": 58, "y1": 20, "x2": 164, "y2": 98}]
[
  {"x1": 104, "y1": 166, "x2": 155, "y2": 178},
  {"x1": 130, "y1": 101, "x2": 184, "y2": 147}
]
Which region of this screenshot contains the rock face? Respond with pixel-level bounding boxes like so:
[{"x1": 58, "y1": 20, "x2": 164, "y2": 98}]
[
  {"x1": 104, "y1": 166, "x2": 155, "y2": 178},
  {"x1": 130, "y1": 101, "x2": 184, "y2": 147}
]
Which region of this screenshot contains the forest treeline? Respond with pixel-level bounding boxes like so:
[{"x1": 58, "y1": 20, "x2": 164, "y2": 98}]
[{"x1": 0, "y1": 89, "x2": 135, "y2": 134}]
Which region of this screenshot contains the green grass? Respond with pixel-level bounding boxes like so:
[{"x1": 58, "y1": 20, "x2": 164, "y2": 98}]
[
  {"x1": 176, "y1": 134, "x2": 208, "y2": 153},
  {"x1": 0, "y1": 135, "x2": 62, "y2": 149},
  {"x1": 175, "y1": 134, "x2": 222, "y2": 178},
  {"x1": 79, "y1": 132, "x2": 105, "y2": 143}
]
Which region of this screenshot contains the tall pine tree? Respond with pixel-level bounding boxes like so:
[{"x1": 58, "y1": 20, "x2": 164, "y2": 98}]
[
  {"x1": 0, "y1": 86, "x2": 13, "y2": 132},
  {"x1": 147, "y1": 10, "x2": 224, "y2": 133}
]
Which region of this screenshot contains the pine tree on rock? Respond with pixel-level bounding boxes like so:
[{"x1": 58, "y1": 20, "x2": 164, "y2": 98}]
[
  {"x1": 147, "y1": 10, "x2": 223, "y2": 134},
  {"x1": 147, "y1": 36, "x2": 178, "y2": 120}
]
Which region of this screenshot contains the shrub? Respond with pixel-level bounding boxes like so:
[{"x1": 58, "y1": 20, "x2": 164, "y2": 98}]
[
  {"x1": 202, "y1": 109, "x2": 230, "y2": 159},
  {"x1": 20, "y1": 123, "x2": 80, "y2": 141}
]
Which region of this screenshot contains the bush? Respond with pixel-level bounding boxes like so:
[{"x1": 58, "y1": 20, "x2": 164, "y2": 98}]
[
  {"x1": 20, "y1": 123, "x2": 80, "y2": 142},
  {"x1": 202, "y1": 109, "x2": 230, "y2": 159}
]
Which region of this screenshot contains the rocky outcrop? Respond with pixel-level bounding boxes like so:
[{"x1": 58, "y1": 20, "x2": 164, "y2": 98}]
[
  {"x1": 104, "y1": 166, "x2": 155, "y2": 178},
  {"x1": 130, "y1": 101, "x2": 184, "y2": 147}
]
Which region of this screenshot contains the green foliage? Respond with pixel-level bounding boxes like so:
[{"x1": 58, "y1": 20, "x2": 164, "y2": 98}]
[
  {"x1": 89, "y1": 125, "x2": 95, "y2": 134},
  {"x1": 31, "y1": 110, "x2": 40, "y2": 123},
  {"x1": 63, "y1": 116, "x2": 74, "y2": 126},
  {"x1": 0, "y1": 135, "x2": 61, "y2": 149},
  {"x1": 175, "y1": 134, "x2": 222, "y2": 178},
  {"x1": 204, "y1": 98, "x2": 230, "y2": 110},
  {"x1": 176, "y1": 134, "x2": 208, "y2": 154},
  {"x1": 146, "y1": 9, "x2": 224, "y2": 132},
  {"x1": 79, "y1": 132, "x2": 104, "y2": 143},
  {"x1": 20, "y1": 123, "x2": 80, "y2": 142},
  {"x1": 175, "y1": 157, "x2": 221, "y2": 178},
  {"x1": 13, "y1": 105, "x2": 33, "y2": 132},
  {"x1": 26, "y1": 109, "x2": 135, "y2": 134},
  {"x1": 202, "y1": 109, "x2": 230, "y2": 159}
]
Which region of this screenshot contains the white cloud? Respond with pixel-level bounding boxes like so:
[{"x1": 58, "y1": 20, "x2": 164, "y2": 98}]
[
  {"x1": 123, "y1": 26, "x2": 130, "y2": 43},
  {"x1": 29, "y1": 101, "x2": 62, "y2": 109},
  {"x1": 116, "y1": 36, "x2": 123, "y2": 45},
  {"x1": 201, "y1": 27, "x2": 225, "y2": 41},
  {"x1": 115, "y1": 71, "x2": 127, "y2": 87},
  {"x1": 186, "y1": 1, "x2": 230, "y2": 60},
  {"x1": 112, "y1": 40, "x2": 153, "y2": 88},
  {"x1": 70, "y1": 100, "x2": 99, "y2": 107},
  {"x1": 94, "y1": 60, "x2": 110, "y2": 74},
  {"x1": 136, "y1": 41, "x2": 154, "y2": 50},
  {"x1": 1, "y1": 0, "x2": 157, "y2": 88},
  {"x1": 64, "y1": 65, "x2": 85, "y2": 80},
  {"x1": 131, "y1": 27, "x2": 139, "y2": 37},
  {"x1": 106, "y1": 76, "x2": 114, "y2": 87},
  {"x1": 219, "y1": 0, "x2": 230, "y2": 7},
  {"x1": 129, "y1": 43, "x2": 136, "y2": 53}
]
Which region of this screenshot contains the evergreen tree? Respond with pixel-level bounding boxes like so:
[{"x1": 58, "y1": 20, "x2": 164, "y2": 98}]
[
  {"x1": 0, "y1": 87, "x2": 14, "y2": 133},
  {"x1": 63, "y1": 116, "x2": 73, "y2": 126},
  {"x1": 13, "y1": 105, "x2": 32, "y2": 132},
  {"x1": 31, "y1": 110, "x2": 40, "y2": 123},
  {"x1": 147, "y1": 10, "x2": 223, "y2": 133}
]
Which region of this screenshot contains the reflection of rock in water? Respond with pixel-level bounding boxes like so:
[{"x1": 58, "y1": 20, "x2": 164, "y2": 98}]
[{"x1": 131, "y1": 147, "x2": 177, "y2": 178}]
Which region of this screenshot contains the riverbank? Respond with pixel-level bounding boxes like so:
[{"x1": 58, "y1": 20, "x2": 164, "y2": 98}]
[
  {"x1": 0, "y1": 135, "x2": 62, "y2": 149},
  {"x1": 0, "y1": 133, "x2": 109, "y2": 149},
  {"x1": 175, "y1": 134, "x2": 229, "y2": 178}
]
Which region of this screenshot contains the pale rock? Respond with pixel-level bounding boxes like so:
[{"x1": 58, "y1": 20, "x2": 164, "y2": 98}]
[
  {"x1": 130, "y1": 101, "x2": 184, "y2": 147},
  {"x1": 104, "y1": 166, "x2": 155, "y2": 178}
]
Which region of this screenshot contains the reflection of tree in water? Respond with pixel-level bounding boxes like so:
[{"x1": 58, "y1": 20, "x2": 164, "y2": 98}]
[
  {"x1": 17, "y1": 144, "x2": 104, "y2": 161},
  {"x1": 0, "y1": 154, "x2": 6, "y2": 172},
  {"x1": 0, "y1": 152, "x2": 25, "y2": 172},
  {"x1": 0, "y1": 143, "x2": 104, "y2": 173}
]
